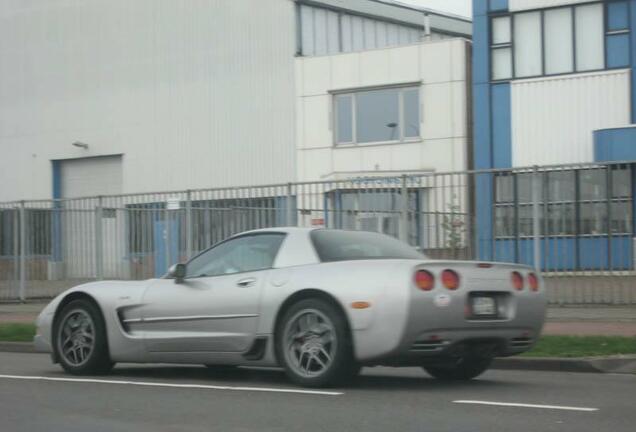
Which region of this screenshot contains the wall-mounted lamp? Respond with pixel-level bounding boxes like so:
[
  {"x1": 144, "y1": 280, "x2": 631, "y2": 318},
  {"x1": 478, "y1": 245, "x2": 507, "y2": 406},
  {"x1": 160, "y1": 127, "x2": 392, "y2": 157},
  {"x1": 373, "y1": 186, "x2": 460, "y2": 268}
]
[{"x1": 72, "y1": 141, "x2": 89, "y2": 149}]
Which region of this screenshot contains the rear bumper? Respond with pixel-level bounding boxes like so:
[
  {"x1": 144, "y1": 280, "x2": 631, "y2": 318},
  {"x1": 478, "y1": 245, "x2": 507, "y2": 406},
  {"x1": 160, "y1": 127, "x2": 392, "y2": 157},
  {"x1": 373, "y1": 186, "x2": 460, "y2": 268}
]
[{"x1": 365, "y1": 326, "x2": 540, "y2": 366}]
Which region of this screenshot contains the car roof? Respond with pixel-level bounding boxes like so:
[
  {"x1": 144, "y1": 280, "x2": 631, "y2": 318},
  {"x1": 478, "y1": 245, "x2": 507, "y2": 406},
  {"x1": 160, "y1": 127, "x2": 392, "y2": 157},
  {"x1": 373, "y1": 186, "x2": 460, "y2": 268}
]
[{"x1": 235, "y1": 227, "x2": 319, "y2": 236}]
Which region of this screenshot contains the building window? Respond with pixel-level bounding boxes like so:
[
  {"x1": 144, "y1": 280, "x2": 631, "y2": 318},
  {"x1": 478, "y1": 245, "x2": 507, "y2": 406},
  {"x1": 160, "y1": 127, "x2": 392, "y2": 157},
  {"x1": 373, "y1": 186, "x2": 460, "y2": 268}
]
[
  {"x1": 494, "y1": 166, "x2": 633, "y2": 240},
  {"x1": 490, "y1": 2, "x2": 628, "y2": 80},
  {"x1": 334, "y1": 86, "x2": 420, "y2": 145},
  {"x1": 0, "y1": 209, "x2": 52, "y2": 257},
  {"x1": 298, "y1": 4, "x2": 422, "y2": 56}
]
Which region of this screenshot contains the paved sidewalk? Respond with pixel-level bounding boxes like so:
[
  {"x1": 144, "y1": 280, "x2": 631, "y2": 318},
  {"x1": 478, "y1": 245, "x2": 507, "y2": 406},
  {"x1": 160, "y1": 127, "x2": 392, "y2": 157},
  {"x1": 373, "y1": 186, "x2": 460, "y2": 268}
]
[
  {"x1": 1, "y1": 302, "x2": 635, "y2": 336},
  {"x1": 544, "y1": 306, "x2": 636, "y2": 336}
]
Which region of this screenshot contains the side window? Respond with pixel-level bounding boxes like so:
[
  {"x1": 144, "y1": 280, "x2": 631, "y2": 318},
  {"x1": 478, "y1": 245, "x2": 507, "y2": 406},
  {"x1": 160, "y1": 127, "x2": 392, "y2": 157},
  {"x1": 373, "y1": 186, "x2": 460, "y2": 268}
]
[{"x1": 185, "y1": 234, "x2": 285, "y2": 278}]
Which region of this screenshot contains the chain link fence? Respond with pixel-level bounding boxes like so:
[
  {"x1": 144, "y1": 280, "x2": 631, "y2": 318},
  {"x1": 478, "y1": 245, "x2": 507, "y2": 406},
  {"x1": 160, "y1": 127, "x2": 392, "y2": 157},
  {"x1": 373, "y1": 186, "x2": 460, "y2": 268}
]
[{"x1": 1, "y1": 162, "x2": 635, "y2": 304}]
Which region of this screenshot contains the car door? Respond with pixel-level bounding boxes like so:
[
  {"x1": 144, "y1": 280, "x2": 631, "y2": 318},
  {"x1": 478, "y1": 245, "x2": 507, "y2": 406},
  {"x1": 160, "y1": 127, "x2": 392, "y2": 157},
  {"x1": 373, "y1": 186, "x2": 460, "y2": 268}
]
[{"x1": 140, "y1": 233, "x2": 286, "y2": 353}]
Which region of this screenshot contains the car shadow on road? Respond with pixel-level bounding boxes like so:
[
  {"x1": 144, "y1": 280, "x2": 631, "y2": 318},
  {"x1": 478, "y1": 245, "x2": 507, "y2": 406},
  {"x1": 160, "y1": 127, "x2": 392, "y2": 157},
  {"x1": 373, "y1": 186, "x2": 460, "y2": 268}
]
[{"x1": 106, "y1": 364, "x2": 521, "y2": 392}]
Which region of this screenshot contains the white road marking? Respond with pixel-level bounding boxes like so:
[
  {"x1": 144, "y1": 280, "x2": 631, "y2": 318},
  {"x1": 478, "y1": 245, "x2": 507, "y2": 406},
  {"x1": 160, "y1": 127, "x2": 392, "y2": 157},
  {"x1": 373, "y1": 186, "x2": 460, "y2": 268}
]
[
  {"x1": 0, "y1": 374, "x2": 342, "y2": 396},
  {"x1": 453, "y1": 400, "x2": 598, "y2": 412}
]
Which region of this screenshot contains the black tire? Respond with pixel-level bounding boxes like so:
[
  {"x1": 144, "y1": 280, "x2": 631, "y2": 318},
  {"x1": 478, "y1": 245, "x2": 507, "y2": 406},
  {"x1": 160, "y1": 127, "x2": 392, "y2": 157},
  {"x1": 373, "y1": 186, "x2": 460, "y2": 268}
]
[
  {"x1": 53, "y1": 299, "x2": 113, "y2": 375},
  {"x1": 423, "y1": 356, "x2": 492, "y2": 381},
  {"x1": 275, "y1": 298, "x2": 357, "y2": 388}
]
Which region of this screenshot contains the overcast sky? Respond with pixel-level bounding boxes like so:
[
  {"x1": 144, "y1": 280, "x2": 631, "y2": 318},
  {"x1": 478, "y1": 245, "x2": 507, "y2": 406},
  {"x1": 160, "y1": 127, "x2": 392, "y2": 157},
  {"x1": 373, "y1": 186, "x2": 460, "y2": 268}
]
[{"x1": 397, "y1": 0, "x2": 472, "y2": 18}]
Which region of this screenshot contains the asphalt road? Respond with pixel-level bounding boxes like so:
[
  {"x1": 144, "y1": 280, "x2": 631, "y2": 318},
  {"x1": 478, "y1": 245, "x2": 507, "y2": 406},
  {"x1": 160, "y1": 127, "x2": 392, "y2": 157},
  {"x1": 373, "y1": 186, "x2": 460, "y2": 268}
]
[{"x1": 0, "y1": 352, "x2": 634, "y2": 432}]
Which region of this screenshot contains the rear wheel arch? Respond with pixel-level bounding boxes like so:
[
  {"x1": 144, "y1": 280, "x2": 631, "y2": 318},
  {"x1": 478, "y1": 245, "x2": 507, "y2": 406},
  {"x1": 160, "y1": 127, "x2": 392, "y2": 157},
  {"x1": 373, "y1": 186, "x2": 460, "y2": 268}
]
[{"x1": 273, "y1": 289, "x2": 354, "y2": 359}]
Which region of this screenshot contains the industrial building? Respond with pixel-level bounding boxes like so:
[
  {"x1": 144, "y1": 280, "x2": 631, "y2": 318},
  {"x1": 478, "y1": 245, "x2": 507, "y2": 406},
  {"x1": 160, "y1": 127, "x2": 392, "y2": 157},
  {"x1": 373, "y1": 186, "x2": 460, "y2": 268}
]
[
  {"x1": 0, "y1": 0, "x2": 472, "y2": 294},
  {"x1": 473, "y1": 0, "x2": 636, "y2": 271}
]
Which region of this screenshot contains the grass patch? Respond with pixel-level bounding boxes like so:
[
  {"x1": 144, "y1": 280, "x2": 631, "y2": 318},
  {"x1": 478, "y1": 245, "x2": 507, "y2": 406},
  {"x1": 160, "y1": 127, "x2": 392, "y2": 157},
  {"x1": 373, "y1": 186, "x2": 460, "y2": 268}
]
[
  {"x1": 521, "y1": 335, "x2": 636, "y2": 358},
  {"x1": 0, "y1": 323, "x2": 36, "y2": 342}
]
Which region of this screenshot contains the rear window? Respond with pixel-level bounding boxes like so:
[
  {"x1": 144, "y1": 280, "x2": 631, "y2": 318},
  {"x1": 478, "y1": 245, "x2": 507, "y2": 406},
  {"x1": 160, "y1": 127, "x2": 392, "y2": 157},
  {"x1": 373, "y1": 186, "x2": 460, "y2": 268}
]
[{"x1": 310, "y1": 230, "x2": 425, "y2": 262}]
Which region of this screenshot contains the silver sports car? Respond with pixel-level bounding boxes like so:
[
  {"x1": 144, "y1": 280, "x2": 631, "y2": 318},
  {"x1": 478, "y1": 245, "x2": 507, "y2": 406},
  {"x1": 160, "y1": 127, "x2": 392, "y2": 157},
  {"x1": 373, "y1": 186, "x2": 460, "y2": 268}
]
[{"x1": 35, "y1": 228, "x2": 546, "y2": 387}]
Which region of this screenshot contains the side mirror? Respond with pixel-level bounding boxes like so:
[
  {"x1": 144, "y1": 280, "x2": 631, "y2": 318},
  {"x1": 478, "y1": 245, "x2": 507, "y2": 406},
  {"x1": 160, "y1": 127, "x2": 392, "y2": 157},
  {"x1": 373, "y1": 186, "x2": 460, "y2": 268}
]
[{"x1": 168, "y1": 263, "x2": 187, "y2": 284}]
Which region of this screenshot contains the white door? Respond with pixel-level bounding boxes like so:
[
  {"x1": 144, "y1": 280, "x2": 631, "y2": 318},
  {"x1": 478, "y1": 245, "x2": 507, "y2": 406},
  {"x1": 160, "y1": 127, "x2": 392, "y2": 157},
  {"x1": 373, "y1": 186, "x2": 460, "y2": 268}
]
[
  {"x1": 139, "y1": 233, "x2": 286, "y2": 353},
  {"x1": 59, "y1": 155, "x2": 124, "y2": 278}
]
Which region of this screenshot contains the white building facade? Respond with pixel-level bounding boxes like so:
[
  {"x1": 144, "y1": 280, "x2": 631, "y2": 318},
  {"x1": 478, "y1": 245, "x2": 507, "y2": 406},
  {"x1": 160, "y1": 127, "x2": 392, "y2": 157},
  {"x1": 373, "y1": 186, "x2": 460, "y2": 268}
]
[{"x1": 0, "y1": 0, "x2": 471, "y2": 288}]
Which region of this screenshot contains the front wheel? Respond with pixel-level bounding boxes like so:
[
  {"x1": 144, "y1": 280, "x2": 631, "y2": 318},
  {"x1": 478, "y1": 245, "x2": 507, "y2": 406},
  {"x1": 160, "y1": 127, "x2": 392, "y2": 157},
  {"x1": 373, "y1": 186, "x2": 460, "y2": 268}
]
[
  {"x1": 53, "y1": 299, "x2": 113, "y2": 375},
  {"x1": 276, "y1": 298, "x2": 357, "y2": 388},
  {"x1": 423, "y1": 356, "x2": 493, "y2": 380}
]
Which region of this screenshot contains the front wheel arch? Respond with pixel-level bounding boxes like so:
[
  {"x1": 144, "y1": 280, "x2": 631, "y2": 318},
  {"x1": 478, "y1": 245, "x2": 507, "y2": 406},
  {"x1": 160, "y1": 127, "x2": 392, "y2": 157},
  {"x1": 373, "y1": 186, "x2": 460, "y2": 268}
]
[
  {"x1": 273, "y1": 289, "x2": 354, "y2": 364},
  {"x1": 52, "y1": 292, "x2": 110, "y2": 364}
]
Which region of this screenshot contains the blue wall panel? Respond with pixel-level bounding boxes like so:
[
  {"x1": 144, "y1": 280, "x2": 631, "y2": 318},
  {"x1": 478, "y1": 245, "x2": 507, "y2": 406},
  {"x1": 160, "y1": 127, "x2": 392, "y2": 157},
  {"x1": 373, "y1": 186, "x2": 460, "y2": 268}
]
[
  {"x1": 51, "y1": 160, "x2": 62, "y2": 261},
  {"x1": 473, "y1": 0, "x2": 488, "y2": 17},
  {"x1": 488, "y1": 0, "x2": 508, "y2": 12},
  {"x1": 476, "y1": 173, "x2": 494, "y2": 260},
  {"x1": 607, "y1": 34, "x2": 631, "y2": 69},
  {"x1": 543, "y1": 238, "x2": 577, "y2": 271},
  {"x1": 594, "y1": 127, "x2": 636, "y2": 161},
  {"x1": 608, "y1": 1, "x2": 629, "y2": 31},
  {"x1": 610, "y1": 236, "x2": 633, "y2": 270},
  {"x1": 494, "y1": 238, "x2": 516, "y2": 263},
  {"x1": 578, "y1": 237, "x2": 608, "y2": 270}
]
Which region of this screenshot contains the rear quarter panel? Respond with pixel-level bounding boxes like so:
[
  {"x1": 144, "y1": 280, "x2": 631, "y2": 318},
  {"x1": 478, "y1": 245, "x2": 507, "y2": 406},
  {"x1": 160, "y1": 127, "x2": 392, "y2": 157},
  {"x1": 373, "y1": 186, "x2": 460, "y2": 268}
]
[{"x1": 258, "y1": 260, "x2": 415, "y2": 361}]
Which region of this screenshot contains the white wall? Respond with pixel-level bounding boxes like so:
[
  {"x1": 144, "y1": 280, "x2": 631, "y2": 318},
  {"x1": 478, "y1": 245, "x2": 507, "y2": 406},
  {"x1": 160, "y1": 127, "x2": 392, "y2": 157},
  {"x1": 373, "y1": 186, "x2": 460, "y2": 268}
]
[
  {"x1": 0, "y1": 0, "x2": 297, "y2": 202},
  {"x1": 295, "y1": 38, "x2": 469, "y2": 182},
  {"x1": 511, "y1": 69, "x2": 631, "y2": 166},
  {"x1": 509, "y1": 0, "x2": 596, "y2": 12}
]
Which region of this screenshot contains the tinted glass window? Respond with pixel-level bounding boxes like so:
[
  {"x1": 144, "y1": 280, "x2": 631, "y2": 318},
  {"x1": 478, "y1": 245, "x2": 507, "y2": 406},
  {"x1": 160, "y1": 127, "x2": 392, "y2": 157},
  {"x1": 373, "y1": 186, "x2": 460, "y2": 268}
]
[
  {"x1": 336, "y1": 95, "x2": 353, "y2": 143},
  {"x1": 356, "y1": 89, "x2": 400, "y2": 143},
  {"x1": 311, "y1": 230, "x2": 424, "y2": 262},
  {"x1": 186, "y1": 233, "x2": 285, "y2": 278}
]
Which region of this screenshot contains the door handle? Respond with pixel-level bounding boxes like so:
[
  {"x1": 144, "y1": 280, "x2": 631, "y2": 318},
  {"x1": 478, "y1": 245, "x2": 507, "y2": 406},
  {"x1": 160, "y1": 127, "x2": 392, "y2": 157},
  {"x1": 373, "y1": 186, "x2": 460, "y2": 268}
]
[{"x1": 236, "y1": 277, "x2": 257, "y2": 288}]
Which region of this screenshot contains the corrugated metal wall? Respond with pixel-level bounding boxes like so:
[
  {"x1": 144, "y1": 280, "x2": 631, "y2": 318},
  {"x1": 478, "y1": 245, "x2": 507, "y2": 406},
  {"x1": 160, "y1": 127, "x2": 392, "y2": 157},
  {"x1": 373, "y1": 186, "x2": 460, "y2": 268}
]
[
  {"x1": 511, "y1": 69, "x2": 631, "y2": 166},
  {"x1": 0, "y1": 0, "x2": 297, "y2": 201},
  {"x1": 299, "y1": 4, "x2": 423, "y2": 56},
  {"x1": 509, "y1": 0, "x2": 597, "y2": 12}
]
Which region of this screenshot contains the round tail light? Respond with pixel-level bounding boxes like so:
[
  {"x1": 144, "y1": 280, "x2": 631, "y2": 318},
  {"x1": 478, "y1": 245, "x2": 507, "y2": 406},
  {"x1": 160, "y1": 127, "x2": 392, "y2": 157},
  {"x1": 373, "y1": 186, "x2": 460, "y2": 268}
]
[
  {"x1": 528, "y1": 273, "x2": 539, "y2": 292},
  {"x1": 511, "y1": 271, "x2": 524, "y2": 291},
  {"x1": 441, "y1": 269, "x2": 460, "y2": 290},
  {"x1": 415, "y1": 270, "x2": 435, "y2": 291}
]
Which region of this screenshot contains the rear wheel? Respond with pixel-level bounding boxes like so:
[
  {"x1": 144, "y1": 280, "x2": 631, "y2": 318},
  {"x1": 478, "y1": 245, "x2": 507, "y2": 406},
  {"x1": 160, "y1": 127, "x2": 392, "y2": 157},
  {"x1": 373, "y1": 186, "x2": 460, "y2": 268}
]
[
  {"x1": 53, "y1": 299, "x2": 113, "y2": 375},
  {"x1": 276, "y1": 298, "x2": 356, "y2": 387},
  {"x1": 423, "y1": 356, "x2": 492, "y2": 380}
]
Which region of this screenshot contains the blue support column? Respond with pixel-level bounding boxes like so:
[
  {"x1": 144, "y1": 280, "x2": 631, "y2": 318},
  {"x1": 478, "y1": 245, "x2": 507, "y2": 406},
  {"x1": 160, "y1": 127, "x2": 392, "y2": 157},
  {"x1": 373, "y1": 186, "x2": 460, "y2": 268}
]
[{"x1": 51, "y1": 161, "x2": 62, "y2": 262}]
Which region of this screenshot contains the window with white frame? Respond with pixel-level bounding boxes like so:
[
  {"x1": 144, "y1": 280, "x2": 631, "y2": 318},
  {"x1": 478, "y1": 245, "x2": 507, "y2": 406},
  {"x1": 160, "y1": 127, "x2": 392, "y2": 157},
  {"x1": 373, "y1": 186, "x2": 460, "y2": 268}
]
[
  {"x1": 490, "y1": 2, "x2": 625, "y2": 80},
  {"x1": 334, "y1": 86, "x2": 420, "y2": 145}
]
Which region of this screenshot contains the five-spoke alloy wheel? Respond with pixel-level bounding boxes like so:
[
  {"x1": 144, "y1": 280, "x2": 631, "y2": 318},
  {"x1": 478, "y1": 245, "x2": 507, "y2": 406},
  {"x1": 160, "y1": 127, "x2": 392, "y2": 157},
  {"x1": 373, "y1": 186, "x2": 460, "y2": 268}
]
[
  {"x1": 53, "y1": 299, "x2": 113, "y2": 375},
  {"x1": 276, "y1": 298, "x2": 357, "y2": 387}
]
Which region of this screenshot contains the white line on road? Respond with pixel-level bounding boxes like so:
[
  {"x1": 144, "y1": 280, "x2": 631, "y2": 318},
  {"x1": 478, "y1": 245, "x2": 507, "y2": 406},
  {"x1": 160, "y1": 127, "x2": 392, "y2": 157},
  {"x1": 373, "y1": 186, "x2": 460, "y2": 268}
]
[
  {"x1": 453, "y1": 400, "x2": 598, "y2": 412},
  {"x1": 0, "y1": 374, "x2": 343, "y2": 396}
]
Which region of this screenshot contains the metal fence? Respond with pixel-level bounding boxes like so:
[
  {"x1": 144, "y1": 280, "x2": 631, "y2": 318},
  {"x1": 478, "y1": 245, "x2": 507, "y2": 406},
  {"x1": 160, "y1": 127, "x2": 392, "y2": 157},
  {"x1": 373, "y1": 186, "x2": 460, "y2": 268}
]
[{"x1": 1, "y1": 161, "x2": 635, "y2": 304}]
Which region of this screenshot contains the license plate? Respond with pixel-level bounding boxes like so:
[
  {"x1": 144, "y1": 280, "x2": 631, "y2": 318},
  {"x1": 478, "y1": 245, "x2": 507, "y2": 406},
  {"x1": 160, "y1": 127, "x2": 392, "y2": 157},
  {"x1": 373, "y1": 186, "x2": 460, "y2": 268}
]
[{"x1": 472, "y1": 296, "x2": 497, "y2": 316}]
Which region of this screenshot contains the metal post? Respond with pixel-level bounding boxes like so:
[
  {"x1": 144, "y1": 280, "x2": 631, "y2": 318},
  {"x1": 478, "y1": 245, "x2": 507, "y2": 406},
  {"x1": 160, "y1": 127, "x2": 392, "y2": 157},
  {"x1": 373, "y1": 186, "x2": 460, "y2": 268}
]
[
  {"x1": 286, "y1": 183, "x2": 294, "y2": 227},
  {"x1": 18, "y1": 201, "x2": 26, "y2": 302},
  {"x1": 185, "y1": 190, "x2": 193, "y2": 259},
  {"x1": 532, "y1": 166, "x2": 542, "y2": 271},
  {"x1": 95, "y1": 196, "x2": 103, "y2": 280},
  {"x1": 400, "y1": 175, "x2": 408, "y2": 243}
]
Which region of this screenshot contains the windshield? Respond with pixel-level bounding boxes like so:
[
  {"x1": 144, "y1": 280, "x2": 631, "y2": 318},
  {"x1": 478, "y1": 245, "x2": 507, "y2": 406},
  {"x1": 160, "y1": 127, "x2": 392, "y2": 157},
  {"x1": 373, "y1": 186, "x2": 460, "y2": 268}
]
[{"x1": 310, "y1": 229, "x2": 425, "y2": 262}]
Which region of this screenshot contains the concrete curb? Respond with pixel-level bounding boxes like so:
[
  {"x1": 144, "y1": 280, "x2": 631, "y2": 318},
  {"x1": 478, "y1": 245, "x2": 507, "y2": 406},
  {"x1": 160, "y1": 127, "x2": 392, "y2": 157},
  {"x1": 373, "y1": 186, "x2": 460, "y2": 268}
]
[
  {"x1": 0, "y1": 342, "x2": 634, "y2": 374},
  {"x1": 493, "y1": 355, "x2": 636, "y2": 374},
  {"x1": 0, "y1": 342, "x2": 35, "y2": 353}
]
